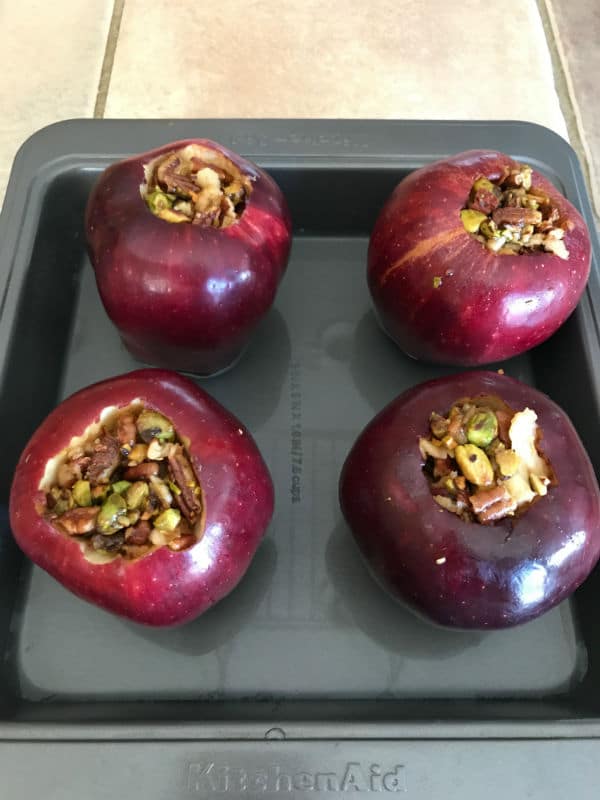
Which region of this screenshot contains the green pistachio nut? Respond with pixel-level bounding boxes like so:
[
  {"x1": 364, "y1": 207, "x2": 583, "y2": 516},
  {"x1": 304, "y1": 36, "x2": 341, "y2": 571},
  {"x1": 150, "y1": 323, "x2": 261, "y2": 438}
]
[
  {"x1": 125, "y1": 481, "x2": 149, "y2": 510},
  {"x1": 72, "y1": 480, "x2": 92, "y2": 507},
  {"x1": 136, "y1": 409, "x2": 175, "y2": 443},
  {"x1": 472, "y1": 177, "x2": 496, "y2": 194},
  {"x1": 112, "y1": 480, "x2": 132, "y2": 495},
  {"x1": 467, "y1": 411, "x2": 498, "y2": 448},
  {"x1": 455, "y1": 444, "x2": 494, "y2": 486},
  {"x1": 146, "y1": 191, "x2": 174, "y2": 214},
  {"x1": 97, "y1": 493, "x2": 129, "y2": 534},
  {"x1": 461, "y1": 209, "x2": 487, "y2": 233},
  {"x1": 153, "y1": 508, "x2": 181, "y2": 532}
]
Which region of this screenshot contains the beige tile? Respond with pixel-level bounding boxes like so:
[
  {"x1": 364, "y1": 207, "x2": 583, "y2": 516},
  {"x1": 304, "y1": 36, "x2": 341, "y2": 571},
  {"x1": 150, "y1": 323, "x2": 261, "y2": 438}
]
[
  {"x1": 546, "y1": 0, "x2": 600, "y2": 218},
  {"x1": 0, "y1": 0, "x2": 113, "y2": 210},
  {"x1": 106, "y1": 0, "x2": 567, "y2": 137}
]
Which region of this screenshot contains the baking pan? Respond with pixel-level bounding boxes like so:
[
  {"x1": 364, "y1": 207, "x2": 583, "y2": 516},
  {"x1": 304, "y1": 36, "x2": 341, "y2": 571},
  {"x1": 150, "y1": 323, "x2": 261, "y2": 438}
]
[{"x1": 0, "y1": 119, "x2": 599, "y2": 798}]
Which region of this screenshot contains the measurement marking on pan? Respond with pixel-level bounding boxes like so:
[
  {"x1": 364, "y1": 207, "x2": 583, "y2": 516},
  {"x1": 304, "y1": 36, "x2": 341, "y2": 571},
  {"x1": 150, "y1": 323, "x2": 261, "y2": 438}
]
[
  {"x1": 187, "y1": 761, "x2": 407, "y2": 794},
  {"x1": 289, "y1": 359, "x2": 303, "y2": 504}
]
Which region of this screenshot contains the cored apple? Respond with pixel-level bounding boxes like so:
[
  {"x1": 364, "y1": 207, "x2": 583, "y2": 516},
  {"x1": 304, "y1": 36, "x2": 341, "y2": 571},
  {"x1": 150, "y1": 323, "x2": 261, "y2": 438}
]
[
  {"x1": 339, "y1": 370, "x2": 600, "y2": 629},
  {"x1": 9, "y1": 369, "x2": 274, "y2": 626},
  {"x1": 86, "y1": 139, "x2": 292, "y2": 375},
  {"x1": 368, "y1": 150, "x2": 591, "y2": 365}
]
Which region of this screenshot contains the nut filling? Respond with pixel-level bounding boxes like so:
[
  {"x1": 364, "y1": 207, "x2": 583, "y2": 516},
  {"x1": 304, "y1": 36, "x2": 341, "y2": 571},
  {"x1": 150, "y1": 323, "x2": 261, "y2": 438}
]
[
  {"x1": 40, "y1": 405, "x2": 204, "y2": 562},
  {"x1": 460, "y1": 163, "x2": 571, "y2": 259},
  {"x1": 420, "y1": 394, "x2": 556, "y2": 524},
  {"x1": 142, "y1": 143, "x2": 253, "y2": 228}
]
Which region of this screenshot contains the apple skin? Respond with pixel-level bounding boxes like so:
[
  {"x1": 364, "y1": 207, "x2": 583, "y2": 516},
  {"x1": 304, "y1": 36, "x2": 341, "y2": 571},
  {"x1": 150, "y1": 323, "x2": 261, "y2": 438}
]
[
  {"x1": 85, "y1": 139, "x2": 292, "y2": 375},
  {"x1": 9, "y1": 369, "x2": 274, "y2": 626},
  {"x1": 339, "y1": 371, "x2": 600, "y2": 629},
  {"x1": 367, "y1": 149, "x2": 591, "y2": 365}
]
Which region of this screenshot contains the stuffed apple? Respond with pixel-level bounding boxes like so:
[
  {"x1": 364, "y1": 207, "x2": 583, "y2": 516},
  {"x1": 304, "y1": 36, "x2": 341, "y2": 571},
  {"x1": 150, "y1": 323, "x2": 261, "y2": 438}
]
[
  {"x1": 368, "y1": 150, "x2": 591, "y2": 365},
  {"x1": 339, "y1": 371, "x2": 600, "y2": 629},
  {"x1": 86, "y1": 139, "x2": 292, "y2": 375},
  {"x1": 9, "y1": 369, "x2": 274, "y2": 626}
]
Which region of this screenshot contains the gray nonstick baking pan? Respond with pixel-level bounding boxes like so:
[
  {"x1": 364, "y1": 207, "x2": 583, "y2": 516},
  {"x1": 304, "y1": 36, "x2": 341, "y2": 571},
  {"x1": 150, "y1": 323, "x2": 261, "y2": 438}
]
[{"x1": 1, "y1": 119, "x2": 599, "y2": 798}]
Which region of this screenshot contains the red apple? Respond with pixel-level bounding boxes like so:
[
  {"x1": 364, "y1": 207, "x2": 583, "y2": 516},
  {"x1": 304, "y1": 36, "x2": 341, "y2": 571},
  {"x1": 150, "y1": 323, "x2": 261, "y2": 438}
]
[
  {"x1": 9, "y1": 369, "x2": 274, "y2": 626},
  {"x1": 339, "y1": 371, "x2": 600, "y2": 629},
  {"x1": 368, "y1": 150, "x2": 591, "y2": 365},
  {"x1": 85, "y1": 139, "x2": 292, "y2": 375}
]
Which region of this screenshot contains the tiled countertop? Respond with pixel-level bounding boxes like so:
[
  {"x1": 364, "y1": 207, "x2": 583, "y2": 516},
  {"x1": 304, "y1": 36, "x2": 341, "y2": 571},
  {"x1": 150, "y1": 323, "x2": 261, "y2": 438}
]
[{"x1": 0, "y1": 0, "x2": 597, "y2": 219}]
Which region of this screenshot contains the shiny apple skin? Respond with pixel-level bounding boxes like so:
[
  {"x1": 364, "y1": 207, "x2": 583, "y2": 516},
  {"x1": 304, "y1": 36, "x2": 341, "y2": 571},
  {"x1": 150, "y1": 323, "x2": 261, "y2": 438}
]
[
  {"x1": 85, "y1": 139, "x2": 292, "y2": 375},
  {"x1": 339, "y1": 371, "x2": 600, "y2": 629},
  {"x1": 9, "y1": 369, "x2": 274, "y2": 626},
  {"x1": 368, "y1": 149, "x2": 591, "y2": 366}
]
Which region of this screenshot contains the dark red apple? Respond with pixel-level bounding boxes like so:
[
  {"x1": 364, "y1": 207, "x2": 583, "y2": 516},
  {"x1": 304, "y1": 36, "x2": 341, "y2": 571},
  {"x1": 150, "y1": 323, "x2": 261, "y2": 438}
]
[
  {"x1": 9, "y1": 369, "x2": 274, "y2": 626},
  {"x1": 339, "y1": 371, "x2": 600, "y2": 629},
  {"x1": 86, "y1": 139, "x2": 292, "y2": 375},
  {"x1": 368, "y1": 149, "x2": 591, "y2": 365}
]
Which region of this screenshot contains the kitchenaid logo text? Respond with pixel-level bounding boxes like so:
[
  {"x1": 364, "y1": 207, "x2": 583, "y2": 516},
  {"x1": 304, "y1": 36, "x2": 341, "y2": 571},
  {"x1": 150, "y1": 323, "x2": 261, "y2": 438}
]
[{"x1": 187, "y1": 762, "x2": 406, "y2": 794}]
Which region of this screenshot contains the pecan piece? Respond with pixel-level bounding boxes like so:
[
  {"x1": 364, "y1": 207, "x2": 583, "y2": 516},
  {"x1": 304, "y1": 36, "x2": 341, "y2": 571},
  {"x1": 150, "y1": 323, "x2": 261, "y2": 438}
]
[
  {"x1": 56, "y1": 506, "x2": 100, "y2": 535},
  {"x1": 469, "y1": 485, "x2": 517, "y2": 523},
  {"x1": 86, "y1": 434, "x2": 121, "y2": 485},
  {"x1": 124, "y1": 461, "x2": 160, "y2": 481},
  {"x1": 91, "y1": 531, "x2": 125, "y2": 552},
  {"x1": 492, "y1": 207, "x2": 542, "y2": 228},
  {"x1": 189, "y1": 157, "x2": 227, "y2": 180},
  {"x1": 56, "y1": 455, "x2": 91, "y2": 488},
  {"x1": 125, "y1": 519, "x2": 152, "y2": 546},
  {"x1": 495, "y1": 410, "x2": 513, "y2": 446},
  {"x1": 166, "y1": 445, "x2": 202, "y2": 522},
  {"x1": 469, "y1": 188, "x2": 500, "y2": 215}
]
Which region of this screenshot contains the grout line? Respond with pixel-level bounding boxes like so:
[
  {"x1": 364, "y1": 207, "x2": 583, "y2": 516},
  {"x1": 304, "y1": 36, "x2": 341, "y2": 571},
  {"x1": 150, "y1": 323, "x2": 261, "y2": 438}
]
[
  {"x1": 537, "y1": 0, "x2": 600, "y2": 221},
  {"x1": 93, "y1": 0, "x2": 126, "y2": 119}
]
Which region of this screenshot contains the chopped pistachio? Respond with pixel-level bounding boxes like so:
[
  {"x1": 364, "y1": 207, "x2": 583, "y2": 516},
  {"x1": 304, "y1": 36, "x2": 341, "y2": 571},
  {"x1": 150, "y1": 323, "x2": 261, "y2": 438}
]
[
  {"x1": 432, "y1": 276, "x2": 442, "y2": 289},
  {"x1": 153, "y1": 508, "x2": 181, "y2": 532},
  {"x1": 126, "y1": 510, "x2": 141, "y2": 527},
  {"x1": 461, "y1": 208, "x2": 487, "y2": 233},
  {"x1": 472, "y1": 177, "x2": 497, "y2": 194},
  {"x1": 495, "y1": 449, "x2": 521, "y2": 478},
  {"x1": 136, "y1": 410, "x2": 174, "y2": 443},
  {"x1": 454, "y1": 444, "x2": 494, "y2": 486},
  {"x1": 53, "y1": 493, "x2": 74, "y2": 516},
  {"x1": 112, "y1": 480, "x2": 132, "y2": 495},
  {"x1": 72, "y1": 480, "x2": 92, "y2": 507},
  {"x1": 444, "y1": 477, "x2": 456, "y2": 493},
  {"x1": 479, "y1": 220, "x2": 497, "y2": 239},
  {"x1": 97, "y1": 493, "x2": 129, "y2": 535},
  {"x1": 147, "y1": 190, "x2": 174, "y2": 214},
  {"x1": 125, "y1": 481, "x2": 149, "y2": 510},
  {"x1": 157, "y1": 208, "x2": 189, "y2": 224},
  {"x1": 466, "y1": 410, "x2": 498, "y2": 448}
]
